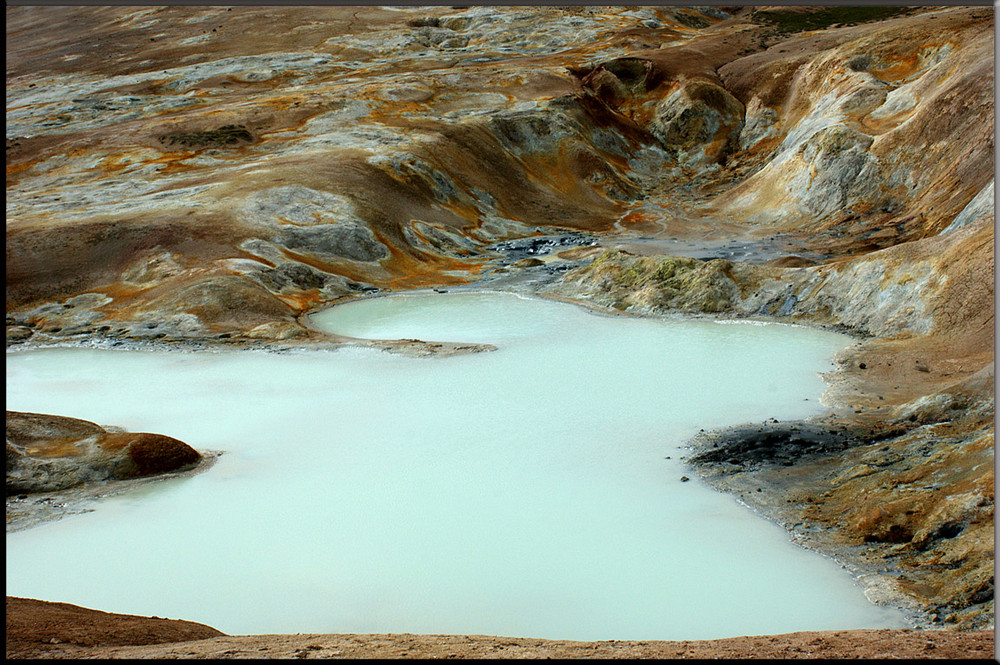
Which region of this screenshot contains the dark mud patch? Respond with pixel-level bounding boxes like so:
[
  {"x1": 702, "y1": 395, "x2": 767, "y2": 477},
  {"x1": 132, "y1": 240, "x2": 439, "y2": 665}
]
[
  {"x1": 687, "y1": 418, "x2": 909, "y2": 472},
  {"x1": 157, "y1": 124, "x2": 253, "y2": 149},
  {"x1": 752, "y1": 6, "x2": 913, "y2": 35},
  {"x1": 487, "y1": 232, "x2": 598, "y2": 262}
]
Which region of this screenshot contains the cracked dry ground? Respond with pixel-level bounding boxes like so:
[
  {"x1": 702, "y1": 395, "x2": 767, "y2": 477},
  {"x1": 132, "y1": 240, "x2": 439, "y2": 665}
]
[{"x1": 5, "y1": 4, "x2": 994, "y2": 659}]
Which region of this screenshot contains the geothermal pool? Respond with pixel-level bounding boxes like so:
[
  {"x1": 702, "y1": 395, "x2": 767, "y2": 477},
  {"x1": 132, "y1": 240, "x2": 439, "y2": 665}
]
[{"x1": 5, "y1": 291, "x2": 907, "y2": 640}]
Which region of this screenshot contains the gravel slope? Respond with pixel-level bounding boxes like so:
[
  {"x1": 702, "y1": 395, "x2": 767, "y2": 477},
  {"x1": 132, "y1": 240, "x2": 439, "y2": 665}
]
[{"x1": 6, "y1": 597, "x2": 993, "y2": 660}]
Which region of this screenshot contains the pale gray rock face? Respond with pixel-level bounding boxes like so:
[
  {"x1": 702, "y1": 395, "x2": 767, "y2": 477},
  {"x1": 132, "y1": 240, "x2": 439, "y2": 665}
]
[
  {"x1": 7, "y1": 439, "x2": 120, "y2": 494},
  {"x1": 943, "y1": 181, "x2": 994, "y2": 234},
  {"x1": 836, "y1": 75, "x2": 889, "y2": 117},
  {"x1": 253, "y1": 262, "x2": 349, "y2": 296},
  {"x1": 230, "y1": 242, "x2": 371, "y2": 299},
  {"x1": 403, "y1": 221, "x2": 479, "y2": 258},
  {"x1": 7, "y1": 450, "x2": 87, "y2": 493},
  {"x1": 121, "y1": 252, "x2": 184, "y2": 287},
  {"x1": 6, "y1": 326, "x2": 33, "y2": 342},
  {"x1": 300, "y1": 100, "x2": 372, "y2": 128},
  {"x1": 790, "y1": 125, "x2": 875, "y2": 218},
  {"x1": 13, "y1": 294, "x2": 113, "y2": 338},
  {"x1": 370, "y1": 152, "x2": 463, "y2": 203},
  {"x1": 123, "y1": 314, "x2": 206, "y2": 339},
  {"x1": 739, "y1": 97, "x2": 778, "y2": 150},
  {"x1": 649, "y1": 80, "x2": 745, "y2": 165},
  {"x1": 487, "y1": 105, "x2": 580, "y2": 155},
  {"x1": 241, "y1": 186, "x2": 361, "y2": 228},
  {"x1": 236, "y1": 238, "x2": 289, "y2": 265},
  {"x1": 240, "y1": 186, "x2": 389, "y2": 263},
  {"x1": 275, "y1": 224, "x2": 389, "y2": 264},
  {"x1": 753, "y1": 259, "x2": 937, "y2": 338}
]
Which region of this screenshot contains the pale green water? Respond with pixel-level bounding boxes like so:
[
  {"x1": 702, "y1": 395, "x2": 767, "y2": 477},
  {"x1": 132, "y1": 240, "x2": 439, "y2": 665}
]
[{"x1": 5, "y1": 292, "x2": 907, "y2": 640}]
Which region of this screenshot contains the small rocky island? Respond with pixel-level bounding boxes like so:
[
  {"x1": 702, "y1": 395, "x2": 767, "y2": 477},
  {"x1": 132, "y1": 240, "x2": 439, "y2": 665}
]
[
  {"x1": 6, "y1": 4, "x2": 994, "y2": 659},
  {"x1": 7, "y1": 411, "x2": 207, "y2": 530}
]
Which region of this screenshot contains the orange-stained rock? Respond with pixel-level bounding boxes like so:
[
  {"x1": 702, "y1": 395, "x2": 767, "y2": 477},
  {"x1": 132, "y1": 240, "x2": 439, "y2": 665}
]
[
  {"x1": 6, "y1": 411, "x2": 203, "y2": 494},
  {"x1": 104, "y1": 432, "x2": 202, "y2": 477}
]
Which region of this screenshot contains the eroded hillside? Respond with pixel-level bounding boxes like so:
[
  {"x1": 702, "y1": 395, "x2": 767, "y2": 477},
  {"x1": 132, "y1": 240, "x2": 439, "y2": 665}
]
[{"x1": 6, "y1": 5, "x2": 994, "y2": 630}]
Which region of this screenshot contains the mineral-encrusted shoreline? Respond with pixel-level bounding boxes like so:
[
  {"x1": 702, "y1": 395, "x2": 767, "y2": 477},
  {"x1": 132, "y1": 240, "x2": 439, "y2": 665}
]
[
  {"x1": 685, "y1": 418, "x2": 931, "y2": 624},
  {"x1": 5, "y1": 452, "x2": 223, "y2": 533},
  {"x1": 551, "y1": 249, "x2": 993, "y2": 628}
]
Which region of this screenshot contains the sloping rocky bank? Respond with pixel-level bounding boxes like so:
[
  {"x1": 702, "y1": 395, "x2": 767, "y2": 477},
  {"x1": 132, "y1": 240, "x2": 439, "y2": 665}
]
[
  {"x1": 5, "y1": 597, "x2": 993, "y2": 660},
  {"x1": 6, "y1": 2, "x2": 994, "y2": 649},
  {"x1": 548, "y1": 224, "x2": 994, "y2": 627}
]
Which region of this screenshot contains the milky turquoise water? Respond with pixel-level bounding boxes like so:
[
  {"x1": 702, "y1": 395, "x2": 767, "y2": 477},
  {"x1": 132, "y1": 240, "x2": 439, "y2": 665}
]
[{"x1": 5, "y1": 291, "x2": 907, "y2": 640}]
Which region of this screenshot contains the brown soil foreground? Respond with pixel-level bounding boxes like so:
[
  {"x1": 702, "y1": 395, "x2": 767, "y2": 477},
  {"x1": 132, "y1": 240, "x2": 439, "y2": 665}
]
[{"x1": 6, "y1": 597, "x2": 994, "y2": 660}]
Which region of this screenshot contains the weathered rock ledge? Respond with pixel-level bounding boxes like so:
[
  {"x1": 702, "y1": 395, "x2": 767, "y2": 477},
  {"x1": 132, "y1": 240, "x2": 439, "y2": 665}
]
[
  {"x1": 6, "y1": 411, "x2": 214, "y2": 530},
  {"x1": 7, "y1": 411, "x2": 205, "y2": 493}
]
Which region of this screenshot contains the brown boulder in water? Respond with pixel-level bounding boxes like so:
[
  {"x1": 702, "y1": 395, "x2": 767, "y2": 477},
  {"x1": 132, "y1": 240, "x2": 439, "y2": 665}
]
[{"x1": 5, "y1": 411, "x2": 203, "y2": 494}]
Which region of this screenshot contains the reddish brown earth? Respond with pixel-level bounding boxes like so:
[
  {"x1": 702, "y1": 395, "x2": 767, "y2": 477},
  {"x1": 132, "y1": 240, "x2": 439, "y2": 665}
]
[{"x1": 5, "y1": 597, "x2": 993, "y2": 660}]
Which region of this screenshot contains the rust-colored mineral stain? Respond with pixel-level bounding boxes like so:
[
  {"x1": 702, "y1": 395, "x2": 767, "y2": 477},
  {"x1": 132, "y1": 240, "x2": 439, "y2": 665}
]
[
  {"x1": 146, "y1": 152, "x2": 198, "y2": 173},
  {"x1": 275, "y1": 248, "x2": 372, "y2": 284},
  {"x1": 96, "y1": 281, "x2": 153, "y2": 303},
  {"x1": 97, "y1": 157, "x2": 129, "y2": 174},
  {"x1": 274, "y1": 290, "x2": 324, "y2": 311},
  {"x1": 870, "y1": 52, "x2": 923, "y2": 83},
  {"x1": 5, "y1": 159, "x2": 40, "y2": 177},
  {"x1": 98, "y1": 432, "x2": 133, "y2": 453},
  {"x1": 358, "y1": 233, "x2": 484, "y2": 289},
  {"x1": 125, "y1": 433, "x2": 201, "y2": 476},
  {"x1": 23, "y1": 437, "x2": 90, "y2": 459},
  {"x1": 619, "y1": 210, "x2": 656, "y2": 227},
  {"x1": 367, "y1": 100, "x2": 433, "y2": 123},
  {"x1": 381, "y1": 246, "x2": 484, "y2": 290}
]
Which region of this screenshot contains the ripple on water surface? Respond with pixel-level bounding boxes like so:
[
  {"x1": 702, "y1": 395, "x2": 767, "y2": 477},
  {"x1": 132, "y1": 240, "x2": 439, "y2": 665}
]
[{"x1": 6, "y1": 292, "x2": 907, "y2": 640}]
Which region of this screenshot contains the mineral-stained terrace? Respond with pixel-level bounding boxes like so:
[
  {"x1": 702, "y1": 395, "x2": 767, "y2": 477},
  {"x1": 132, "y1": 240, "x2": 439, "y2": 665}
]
[{"x1": 5, "y1": 4, "x2": 994, "y2": 636}]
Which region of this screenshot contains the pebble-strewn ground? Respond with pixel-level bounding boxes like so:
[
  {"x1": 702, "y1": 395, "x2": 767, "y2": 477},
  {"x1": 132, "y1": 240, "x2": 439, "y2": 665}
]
[
  {"x1": 6, "y1": 4, "x2": 994, "y2": 656},
  {"x1": 5, "y1": 598, "x2": 994, "y2": 660}
]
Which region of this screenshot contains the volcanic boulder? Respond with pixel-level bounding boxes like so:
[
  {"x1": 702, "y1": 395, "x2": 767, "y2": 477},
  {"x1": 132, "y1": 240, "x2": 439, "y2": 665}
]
[
  {"x1": 6, "y1": 411, "x2": 203, "y2": 494},
  {"x1": 649, "y1": 79, "x2": 745, "y2": 165}
]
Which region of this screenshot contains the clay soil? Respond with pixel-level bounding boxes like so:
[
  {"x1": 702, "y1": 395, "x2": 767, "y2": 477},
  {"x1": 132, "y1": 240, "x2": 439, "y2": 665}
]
[{"x1": 6, "y1": 597, "x2": 994, "y2": 660}]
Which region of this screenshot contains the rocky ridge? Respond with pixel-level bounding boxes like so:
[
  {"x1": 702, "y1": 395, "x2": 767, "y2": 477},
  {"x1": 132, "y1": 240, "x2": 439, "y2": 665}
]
[{"x1": 6, "y1": 4, "x2": 994, "y2": 637}]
